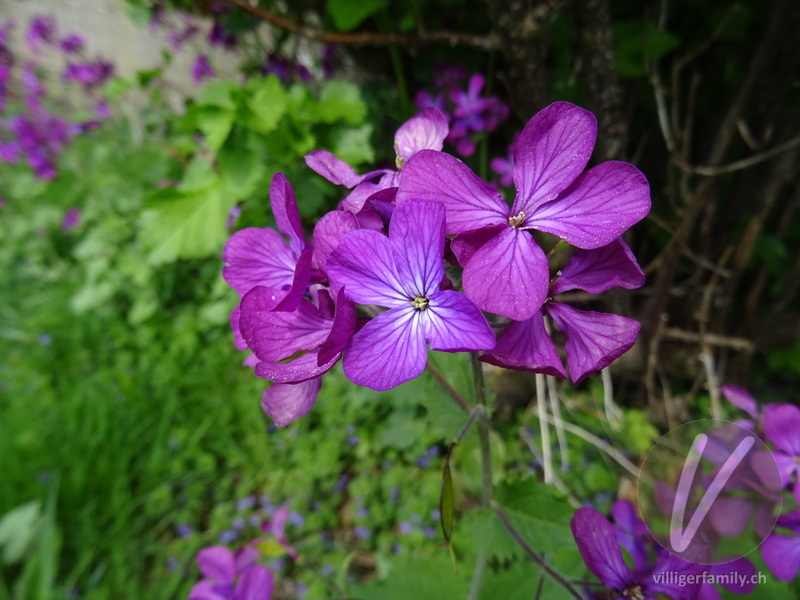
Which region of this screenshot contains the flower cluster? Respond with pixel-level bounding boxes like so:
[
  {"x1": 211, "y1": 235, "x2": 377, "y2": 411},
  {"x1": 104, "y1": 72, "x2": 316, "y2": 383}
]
[
  {"x1": 223, "y1": 101, "x2": 650, "y2": 426},
  {"x1": 415, "y1": 63, "x2": 509, "y2": 156}
]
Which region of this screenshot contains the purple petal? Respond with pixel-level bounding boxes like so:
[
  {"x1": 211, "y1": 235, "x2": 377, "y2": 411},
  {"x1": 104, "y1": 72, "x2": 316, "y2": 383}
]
[
  {"x1": 754, "y1": 450, "x2": 796, "y2": 489},
  {"x1": 318, "y1": 288, "x2": 357, "y2": 366},
  {"x1": 342, "y1": 175, "x2": 398, "y2": 214},
  {"x1": 761, "y1": 533, "x2": 800, "y2": 581},
  {"x1": 389, "y1": 198, "x2": 445, "y2": 297},
  {"x1": 327, "y1": 230, "x2": 408, "y2": 307},
  {"x1": 450, "y1": 225, "x2": 505, "y2": 267},
  {"x1": 305, "y1": 150, "x2": 364, "y2": 188},
  {"x1": 343, "y1": 307, "x2": 427, "y2": 391},
  {"x1": 707, "y1": 496, "x2": 751, "y2": 537},
  {"x1": 776, "y1": 510, "x2": 800, "y2": 532},
  {"x1": 762, "y1": 403, "x2": 800, "y2": 456},
  {"x1": 223, "y1": 228, "x2": 296, "y2": 296},
  {"x1": 188, "y1": 580, "x2": 228, "y2": 600},
  {"x1": 421, "y1": 289, "x2": 495, "y2": 352},
  {"x1": 368, "y1": 197, "x2": 396, "y2": 225},
  {"x1": 197, "y1": 546, "x2": 235, "y2": 584},
  {"x1": 269, "y1": 173, "x2": 305, "y2": 255},
  {"x1": 479, "y1": 312, "x2": 566, "y2": 377},
  {"x1": 233, "y1": 547, "x2": 259, "y2": 573},
  {"x1": 397, "y1": 150, "x2": 508, "y2": 234},
  {"x1": 512, "y1": 102, "x2": 596, "y2": 214},
  {"x1": 312, "y1": 210, "x2": 359, "y2": 276},
  {"x1": 709, "y1": 557, "x2": 757, "y2": 593},
  {"x1": 570, "y1": 507, "x2": 632, "y2": 590},
  {"x1": 552, "y1": 238, "x2": 645, "y2": 295},
  {"x1": 720, "y1": 385, "x2": 759, "y2": 420},
  {"x1": 255, "y1": 351, "x2": 338, "y2": 383},
  {"x1": 240, "y1": 288, "x2": 330, "y2": 362},
  {"x1": 272, "y1": 248, "x2": 313, "y2": 312},
  {"x1": 462, "y1": 227, "x2": 548, "y2": 321},
  {"x1": 394, "y1": 107, "x2": 449, "y2": 165},
  {"x1": 547, "y1": 303, "x2": 641, "y2": 384},
  {"x1": 230, "y1": 304, "x2": 248, "y2": 350},
  {"x1": 261, "y1": 378, "x2": 322, "y2": 427},
  {"x1": 648, "y1": 554, "x2": 705, "y2": 599},
  {"x1": 524, "y1": 161, "x2": 651, "y2": 249},
  {"x1": 234, "y1": 564, "x2": 274, "y2": 600}
]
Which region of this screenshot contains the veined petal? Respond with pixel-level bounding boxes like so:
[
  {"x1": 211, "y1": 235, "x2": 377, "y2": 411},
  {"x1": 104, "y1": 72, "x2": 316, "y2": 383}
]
[
  {"x1": 395, "y1": 107, "x2": 449, "y2": 165},
  {"x1": 512, "y1": 102, "x2": 596, "y2": 214},
  {"x1": 270, "y1": 173, "x2": 305, "y2": 255},
  {"x1": 318, "y1": 288, "x2": 357, "y2": 366},
  {"x1": 450, "y1": 225, "x2": 505, "y2": 267},
  {"x1": 312, "y1": 210, "x2": 359, "y2": 276},
  {"x1": 343, "y1": 306, "x2": 427, "y2": 391},
  {"x1": 397, "y1": 150, "x2": 508, "y2": 234},
  {"x1": 720, "y1": 385, "x2": 759, "y2": 420},
  {"x1": 197, "y1": 546, "x2": 235, "y2": 584},
  {"x1": 570, "y1": 507, "x2": 633, "y2": 591},
  {"x1": 305, "y1": 150, "x2": 365, "y2": 188},
  {"x1": 240, "y1": 288, "x2": 331, "y2": 362},
  {"x1": 222, "y1": 227, "x2": 296, "y2": 296},
  {"x1": 342, "y1": 174, "x2": 397, "y2": 214},
  {"x1": 524, "y1": 161, "x2": 651, "y2": 249},
  {"x1": 273, "y1": 248, "x2": 313, "y2": 312},
  {"x1": 421, "y1": 289, "x2": 495, "y2": 352},
  {"x1": 234, "y1": 564, "x2": 274, "y2": 600},
  {"x1": 261, "y1": 378, "x2": 322, "y2": 427},
  {"x1": 462, "y1": 227, "x2": 548, "y2": 321},
  {"x1": 762, "y1": 534, "x2": 800, "y2": 581},
  {"x1": 327, "y1": 229, "x2": 408, "y2": 307},
  {"x1": 255, "y1": 351, "x2": 338, "y2": 383},
  {"x1": 552, "y1": 238, "x2": 645, "y2": 295},
  {"x1": 480, "y1": 312, "x2": 566, "y2": 377},
  {"x1": 547, "y1": 303, "x2": 641, "y2": 384},
  {"x1": 389, "y1": 198, "x2": 446, "y2": 297},
  {"x1": 762, "y1": 403, "x2": 800, "y2": 456}
]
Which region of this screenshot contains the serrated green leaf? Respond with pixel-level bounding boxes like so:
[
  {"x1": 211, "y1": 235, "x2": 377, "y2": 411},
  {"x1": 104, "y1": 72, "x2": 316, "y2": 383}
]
[
  {"x1": 0, "y1": 501, "x2": 41, "y2": 565},
  {"x1": 327, "y1": 0, "x2": 388, "y2": 31},
  {"x1": 243, "y1": 76, "x2": 288, "y2": 135},
  {"x1": 317, "y1": 81, "x2": 367, "y2": 126},
  {"x1": 195, "y1": 107, "x2": 235, "y2": 151},
  {"x1": 332, "y1": 124, "x2": 374, "y2": 166},
  {"x1": 196, "y1": 79, "x2": 240, "y2": 110}
]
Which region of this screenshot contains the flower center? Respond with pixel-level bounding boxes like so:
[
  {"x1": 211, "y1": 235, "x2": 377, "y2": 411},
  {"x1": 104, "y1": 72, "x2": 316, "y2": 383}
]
[
  {"x1": 622, "y1": 585, "x2": 644, "y2": 600},
  {"x1": 411, "y1": 295, "x2": 429, "y2": 310},
  {"x1": 508, "y1": 211, "x2": 526, "y2": 228},
  {"x1": 395, "y1": 154, "x2": 405, "y2": 170}
]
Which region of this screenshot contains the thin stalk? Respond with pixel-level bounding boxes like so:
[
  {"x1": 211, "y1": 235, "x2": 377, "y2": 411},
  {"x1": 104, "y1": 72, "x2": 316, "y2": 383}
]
[
  {"x1": 535, "y1": 374, "x2": 553, "y2": 484},
  {"x1": 546, "y1": 375, "x2": 569, "y2": 471},
  {"x1": 426, "y1": 360, "x2": 471, "y2": 413}
]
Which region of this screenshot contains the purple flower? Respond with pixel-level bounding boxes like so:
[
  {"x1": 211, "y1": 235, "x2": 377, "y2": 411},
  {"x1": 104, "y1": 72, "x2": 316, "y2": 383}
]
[
  {"x1": 481, "y1": 239, "x2": 644, "y2": 383},
  {"x1": 761, "y1": 511, "x2": 800, "y2": 581},
  {"x1": 209, "y1": 22, "x2": 237, "y2": 50},
  {"x1": 761, "y1": 403, "x2": 800, "y2": 504},
  {"x1": 63, "y1": 60, "x2": 114, "y2": 88},
  {"x1": 398, "y1": 102, "x2": 651, "y2": 322},
  {"x1": 192, "y1": 54, "x2": 214, "y2": 84},
  {"x1": 60, "y1": 34, "x2": 85, "y2": 54},
  {"x1": 189, "y1": 545, "x2": 273, "y2": 600},
  {"x1": 327, "y1": 198, "x2": 495, "y2": 390},
  {"x1": 261, "y1": 507, "x2": 298, "y2": 559},
  {"x1": 571, "y1": 507, "x2": 704, "y2": 599},
  {"x1": 696, "y1": 557, "x2": 758, "y2": 600},
  {"x1": 62, "y1": 207, "x2": 81, "y2": 230},
  {"x1": 176, "y1": 523, "x2": 194, "y2": 538},
  {"x1": 236, "y1": 496, "x2": 256, "y2": 512},
  {"x1": 27, "y1": 16, "x2": 56, "y2": 53},
  {"x1": 354, "y1": 526, "x2": 371, "y2": 539}
]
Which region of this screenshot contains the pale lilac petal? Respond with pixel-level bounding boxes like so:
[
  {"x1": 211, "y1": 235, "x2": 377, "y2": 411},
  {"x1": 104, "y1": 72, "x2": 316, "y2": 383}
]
[
  {"x1": 197, "y1": 546, "x2": 235, "y2": 584},
  {"x1": 648, "y1": 554, "x2": 705, "y2": 599},
  {"x1": 389, "y1": 198, "x2": 445, "y2": 297},
  {"x1": 223, "y1": 228, "x2": 296, "y2": 295},
  {"x1": 234, "y1": 547, "x2": 259, "y2": 572},
  {"x1": 512, "y1": 102, "x2": 596, "y2": 214},
  {"x1": 761, "y1": 533, "x2": 800, "y2": 581},
  {"x1": 273, "y1": 248, "x2": 313, "y2": 312},
  {"x1": 450, "y1": 225, "x2": 504, "y2": 267},
  {"x1": 462, "y1": 227, "x2": 548, "y2": 321},
  {"x1": 753, "y1": 450, "x2": 795, "y2": 489},
  {"x1": 343, "y1": 306, "x2": 427, "y2": 391},
  {"x1": 269, "y1": 173, "x2": 305, "y2": 254},
  {"x1": 570, "y1": 507, "x2": 632, "y2": 590},
  {"x1": 342, "y1": 175, "x2": 397, "y2": 214},
  {"x1": 240, "y1": 288, "x2": 330, "y2": 362},
  {"x1": 708, "y1": 496, "x2": 751, "y2": 536},
  {"x1": 368, "y1": 197, "x2": 396, "y2": 225},
  {"x1": 318, "y1": 288, "x2": 357, "y2": 366},
  {"x1": 480, "y1": 312, "x2": 566, "y2": 377},
  {"x1": 524, "y1": 161, "x2": 651, "y2": 249},
  {"x1": 327, "y1": 229, "x2": 408, "y2": 307},
  {"x1": 234, "y1": 564, "x2": 274, "y2": 600},
  {"x1": 188, "y1": 580, "x2": 228, "y2": 600},
  {"x1": 397, "y1": 150, "x2": 508, "y2": 234},
  {"x1": 552, "y1": 238, "x2": 645, "y2": 295},
  {"x1": 547, "y1": 303, "x2": 641, "y2": 384},
  {"x1": 709, "y1": 557, "x2": 757, "y2": 593},
  {"x1": 243, "y1": 353, "x2": 259, "y2": 368},
  {"x1": 762, "y1": 403, "x2": 800, "y2": 456},
  {"x1": 255, "y1": 351, "x2": 337, "y2": 383},
  {"x1": 394, "y1": 107, "x2": 449, "y2": 164},
  {"x1": 312, "y1": 210, "x2": 359, "y2": 275},
  {"x1": 420, "y1": 289, "x2": 495, "y2": 352},
  {"x1": 230, "y1": 304, "x2": 247, "y2": 350},
  {"x1": 305, "y1": 150, "x2": 364, "y2": 188},
  {"x1": 720, "y1": 385, "x2": 759, "y2": 420},
  {"x1": 261, "y1": 378, "x2": 322, "y2": 427}
]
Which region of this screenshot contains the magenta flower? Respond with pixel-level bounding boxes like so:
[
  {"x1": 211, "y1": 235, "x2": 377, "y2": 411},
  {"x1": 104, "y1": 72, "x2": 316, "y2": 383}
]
[
  {"x1": 480, "y1": 239, "x2": 644, "y2": 383},
  {"x1": 327, "y1": 199, "x2": 495, "y2": 390},
  {"x1": 61, "y1": 207, "x2": 81, "y2": 230},
  {"x1": 26, "y1": 16, "x2": 56, "y2": 53},
  {"x1": 60, "y1": 34, "x2": 84, "y2": 54},
  {"x1": 761, "y1": 511, "x2": 800, "y2": 581},
  {"x1": 761, "y1": 402, "x2": 800, "y2": 504},
  {"x1": 398, "y1": 101, "x2": 651, "y2": 321},
  {"x1": 193, "y1": 54, "x2": 214, "y2": 84},
  {"x1": 571, "y1": 507, "x2": 703, "y2": 600},
  {"x1": 188, "y1": 546, "x2": 273, "y2": 600}
]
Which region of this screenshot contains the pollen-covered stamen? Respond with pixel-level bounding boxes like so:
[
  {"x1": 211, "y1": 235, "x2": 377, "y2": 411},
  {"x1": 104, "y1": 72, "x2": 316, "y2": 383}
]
[
  {"x1": 395, "y1": 154, "x2": 405, "y2": 170},
  {"x1": 508, "y1": 211, "x2": 526, "y2": 228},
  {"x1": 411, "y1": 295, "x2": 429, "y2": 310},
  {"x1": 622, "y1": 585, "x2": 645, "y2": 600}
]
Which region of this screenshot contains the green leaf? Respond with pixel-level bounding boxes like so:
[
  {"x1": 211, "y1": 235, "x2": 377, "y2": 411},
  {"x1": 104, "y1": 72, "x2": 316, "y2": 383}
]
[
  {"x1": 0, "y1": 501, "x2": 41, "y2": 565},
  {"x1": 619, "y1": 409, "x2": 658, "y2": 454},
  {"x1": 317, "y1": 81, "x2": 367, "y2": 126},
  {"x1": 614, "y1": 21, "x2": 680, "y2": 78},
  {"x1": 196, "y1": 79, "x2": 240, "y2": 110},
  {"x1": 332, "y1": 124, "x2": 374, "y2": 166},
  {"x1": 327, "y1": 0, "x2": 388, "y2": 31},
  {"x1": 195, "y1": 107, "x2": 235, "y2": 151},
  {"x1": 243, "y1": 76, "x2": 288, "y2": 135},
  {"x1": 218, "y1": 144, "x2": 266, "y2": 202},
  {"x1": 354, "y1": 554, "x2": 469, "y2": 600}
]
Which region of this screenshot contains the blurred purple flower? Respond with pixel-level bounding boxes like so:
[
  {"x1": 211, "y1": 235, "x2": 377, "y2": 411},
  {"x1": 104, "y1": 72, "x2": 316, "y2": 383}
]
[
  {"x1": 176, "y1": 523, "x2": 194, "y2": 538},
  {"x1": 60, "y1": 34, "x2": 84, "y2": 54},
  {"x1": 188, "y1": 545, "x2": 273, "y2": 600},
  {"x1": 192, "y1": 54, "x2": 214, "y2": 84},
  {"x1": 27, "y1": 16, "x2": 56, "y2": 53},
  {"x1": 354, "y1": 526, "x2": 371, "y2": 539},
  {"x1": 62, "y1": 207, "x2": 81, "y2": 230}
]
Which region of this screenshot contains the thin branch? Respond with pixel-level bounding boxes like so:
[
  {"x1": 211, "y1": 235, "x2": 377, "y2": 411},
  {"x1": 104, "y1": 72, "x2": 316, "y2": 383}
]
[
  {"x1": 660, "y1": 327, "x2": 754, "y2": 352},
  {"x1": 536, "y1": 374, "x2": 553, "y2": 484},
  {"x1": 674, "y1": 133, "x2": 800, "y2": 176},
  {"x1": 223, "y1": 0, "x2": 498, "y2": 49},
  {"x1": 426, "y1": 360, "x2": 471, "y2": 413}
]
